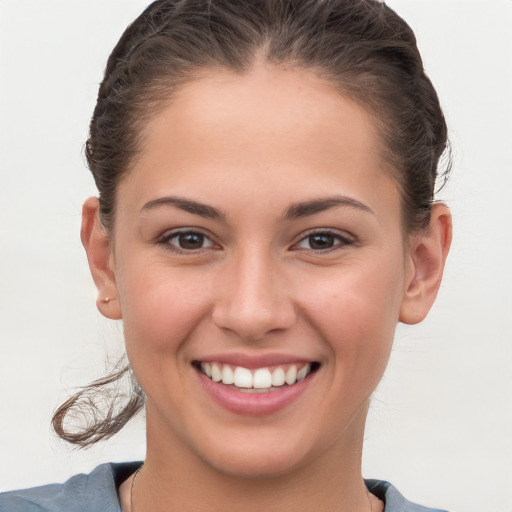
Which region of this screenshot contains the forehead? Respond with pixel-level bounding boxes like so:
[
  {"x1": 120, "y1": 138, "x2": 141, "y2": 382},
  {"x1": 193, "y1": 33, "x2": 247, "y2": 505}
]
[
  {"x1": 145, "y1": 63, "x2": 381, "y2": 163},
  {"x1": 117, "y1": 64, "x2": 399, "y2": 222}
]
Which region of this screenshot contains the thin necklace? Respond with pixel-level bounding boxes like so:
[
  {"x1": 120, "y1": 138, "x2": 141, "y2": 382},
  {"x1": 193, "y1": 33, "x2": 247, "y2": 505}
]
[
  {"x1": 131, "y1": 465, "x2": 374, "y2": 512},
  {"x1": 130, "y1": 463, "x2": 143, "y2": 512},
  {"x1": 366, "y1": 489, "x2": 374, "y2": 512}
]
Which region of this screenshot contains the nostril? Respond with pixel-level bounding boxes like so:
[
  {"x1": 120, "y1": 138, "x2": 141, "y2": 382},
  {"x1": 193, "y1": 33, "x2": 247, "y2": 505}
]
[
  {"x1": 211, "y1": 268, "x2": 297, "y2": 341},
  {"x1": 211, "y1": 306, "x2": 297, "y2": 342}
]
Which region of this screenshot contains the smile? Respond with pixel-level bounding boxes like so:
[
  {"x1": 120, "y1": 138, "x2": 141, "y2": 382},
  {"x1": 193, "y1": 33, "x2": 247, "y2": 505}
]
[
  {"x1": 198, "y1": 362, "x2": 317, "y2": 392},
  {"x1": 193, "y1": 357, "x2": 320, "y2": 415}
]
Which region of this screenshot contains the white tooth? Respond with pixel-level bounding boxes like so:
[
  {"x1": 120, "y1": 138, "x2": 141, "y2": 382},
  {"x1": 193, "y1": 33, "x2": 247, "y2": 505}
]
[
  {"x1": 253, "y1": 368, "x2": 272, "y2": 388},
  {"x1": 285, "y1": 365, "x2": 297, "y2": 385},
  {"x1": 202, "y1": 362, "x2": 212, "y2": 378},
  {"x1": 233, "y1": 366, "x2": 253, "y2": 388},
  {"x1": 296, "y1": 364, "x2": 311, "y2": 381},
  {"x1": 211, "y1": 363, "x2": 222, "y2": 382},
  {"x1": 221, "y1": 365, "x2": 234, "y2": 385},
  {"x1": 271, "y1": 367, "x2": 286, "y2": 386}
]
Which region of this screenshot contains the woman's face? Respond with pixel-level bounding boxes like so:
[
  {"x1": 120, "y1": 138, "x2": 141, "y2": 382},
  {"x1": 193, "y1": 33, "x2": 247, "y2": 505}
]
[{"x1": 105, "y1": 64, "x2": 417, "y2": 476}]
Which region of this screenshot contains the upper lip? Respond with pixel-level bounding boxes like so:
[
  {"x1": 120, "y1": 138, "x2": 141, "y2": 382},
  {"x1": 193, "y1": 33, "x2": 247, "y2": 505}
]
[{"x1": 193, "y1": 352, "x2": 317, "y2": 369}]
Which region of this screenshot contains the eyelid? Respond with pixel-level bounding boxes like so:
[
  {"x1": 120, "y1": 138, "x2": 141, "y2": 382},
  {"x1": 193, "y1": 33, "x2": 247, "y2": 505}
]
[
  {"x1": 157, "y1": 227, "x2": 220, "y2": 253},
  {"x1": 291, "y1": 228, "x2": 356, "y2": 251}
]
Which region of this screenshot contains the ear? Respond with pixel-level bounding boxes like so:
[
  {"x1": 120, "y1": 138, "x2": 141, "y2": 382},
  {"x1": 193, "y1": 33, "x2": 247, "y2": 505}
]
[
  {"x1": 81, "y1": 197, "x2": 122, "y2": 320},
  {"x1": 399, "y1": 202, "x2": 452, "y2": 325}
]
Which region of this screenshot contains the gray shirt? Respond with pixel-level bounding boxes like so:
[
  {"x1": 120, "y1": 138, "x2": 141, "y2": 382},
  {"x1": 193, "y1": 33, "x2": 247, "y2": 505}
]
[{"x1": 0, "y1": 462, "x2": 449, "y2": 512}]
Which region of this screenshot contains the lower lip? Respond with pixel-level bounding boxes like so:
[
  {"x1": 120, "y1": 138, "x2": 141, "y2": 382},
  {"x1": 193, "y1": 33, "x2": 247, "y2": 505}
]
[{"x1": 195, "y1": 368, "x2": 316, "y2": 416}]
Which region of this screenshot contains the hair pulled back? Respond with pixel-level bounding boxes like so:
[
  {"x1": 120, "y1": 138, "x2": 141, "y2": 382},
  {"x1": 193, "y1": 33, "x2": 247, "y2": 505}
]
[{"x1": 53, "y1": 0, "x2": 450, "y2": 447}]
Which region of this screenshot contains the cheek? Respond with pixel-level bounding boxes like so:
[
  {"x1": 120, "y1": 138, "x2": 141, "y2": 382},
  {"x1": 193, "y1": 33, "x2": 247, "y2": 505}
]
[
  {"x1": 116, "y1": 261, "x2": 212, "y2": 362},
  {"x1": 297, "y1": 252, "x2": 405, "y2": 369}
]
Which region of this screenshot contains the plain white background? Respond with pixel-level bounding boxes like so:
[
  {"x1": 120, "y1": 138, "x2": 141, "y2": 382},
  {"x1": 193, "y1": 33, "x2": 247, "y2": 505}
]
[{"x1": 1, "y1": 1, "x2": 511, "y2": 511}]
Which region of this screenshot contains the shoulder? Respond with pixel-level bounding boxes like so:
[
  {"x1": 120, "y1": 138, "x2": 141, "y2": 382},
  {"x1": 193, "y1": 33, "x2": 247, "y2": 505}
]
[
  {"x1": 366, "y1": 479, "x2": 450, "y2": 512},
  {"x1": 0, "y1": 462, "x2": 141, "y2": 512}
]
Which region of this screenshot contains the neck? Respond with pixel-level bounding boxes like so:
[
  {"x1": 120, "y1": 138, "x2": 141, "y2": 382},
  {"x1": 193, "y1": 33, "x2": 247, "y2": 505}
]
[
  {"x1": 129, "y1": 403, "x2": 376, "y2": 512},
  {"x1": 137, "y1": 457, "x2": 371, "y2": 512}
]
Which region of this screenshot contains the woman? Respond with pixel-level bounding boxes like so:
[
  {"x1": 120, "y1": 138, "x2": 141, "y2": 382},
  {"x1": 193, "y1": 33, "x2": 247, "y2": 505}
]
[{"x1": 1, "y1": 1, "x2": 454, "y2": 510}]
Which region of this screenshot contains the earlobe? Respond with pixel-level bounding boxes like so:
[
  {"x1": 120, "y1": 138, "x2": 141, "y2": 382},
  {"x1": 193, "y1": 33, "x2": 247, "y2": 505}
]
[
  {"x1": 399, "y1": 203, "x2": 452, "y2": 325},
  {"x1": 81, "y1": 197, "x2": 122, "y2": 320}
]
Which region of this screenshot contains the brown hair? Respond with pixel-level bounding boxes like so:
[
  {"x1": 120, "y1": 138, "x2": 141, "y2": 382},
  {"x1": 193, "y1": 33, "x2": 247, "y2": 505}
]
[{"x1": 53, "y1": 0, "x2": 450, "y2": 447}]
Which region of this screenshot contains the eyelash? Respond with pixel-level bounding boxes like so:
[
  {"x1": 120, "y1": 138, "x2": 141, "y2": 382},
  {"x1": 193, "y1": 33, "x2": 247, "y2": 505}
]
[
  {"x1": 292, "y1": 229, "x2": 355, "y2": 252},
  {"x1": 156, "y1": 228, "x2": 355, "y2": 254},
  {"x1": 157, "y1": 229, "x2": 218, "y2": 253}
]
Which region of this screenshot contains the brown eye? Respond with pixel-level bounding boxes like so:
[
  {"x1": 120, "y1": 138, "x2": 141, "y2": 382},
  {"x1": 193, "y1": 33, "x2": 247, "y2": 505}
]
[
  {"x1": 307, "y1": 234, "x2": 336, "y2": 250},
  {"x1": 294, "y1": 231, "x2": 354, "y2": 251},
  {"x1": 161, "y1": 230, "x2": 216, "y2": 251},
  {"x1": 178, "y1": 232, "x2": 206, "y2": 249}
]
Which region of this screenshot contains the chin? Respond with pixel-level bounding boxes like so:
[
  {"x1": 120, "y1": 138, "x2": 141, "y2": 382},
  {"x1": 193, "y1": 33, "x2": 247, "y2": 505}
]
[
  {"x1": 206, "y1": 446, "x2": 309, "y2": 479},
  {"x1": 193, "y1": 425, "x2": 322, "y2": 479}
]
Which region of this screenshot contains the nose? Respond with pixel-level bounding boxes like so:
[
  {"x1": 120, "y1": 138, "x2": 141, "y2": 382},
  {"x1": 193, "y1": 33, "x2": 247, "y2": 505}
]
[{"x1": 211, "y1": 249, "x2": 297, "y2": 341}]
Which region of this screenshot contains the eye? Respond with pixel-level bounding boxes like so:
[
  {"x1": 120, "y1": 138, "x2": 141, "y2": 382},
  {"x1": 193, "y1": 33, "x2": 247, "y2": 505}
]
[
  {"x1": 159, "y1": 230, "x2": 216, "y2": 252},
  {"x1": 294, "y1": 231, "x2": 354, "y2": 251}
]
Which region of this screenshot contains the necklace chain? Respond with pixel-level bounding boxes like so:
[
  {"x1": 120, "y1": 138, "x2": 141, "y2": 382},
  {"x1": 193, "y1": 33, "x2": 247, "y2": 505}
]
[
  {"x1": 367, "y1": 490, "x2": 374, "y2": 512},
  {"x1": 130, "y1": 464, "x2": 373, "y2": 512},
  {"x1": 130, "y1": 464, "x2": 143, "y2": 512}
]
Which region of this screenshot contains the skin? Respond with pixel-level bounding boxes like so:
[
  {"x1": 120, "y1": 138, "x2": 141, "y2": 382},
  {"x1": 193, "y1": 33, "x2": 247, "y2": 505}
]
[{"x1": 82, "y1": 63, "x2": 452, "y2": 512}]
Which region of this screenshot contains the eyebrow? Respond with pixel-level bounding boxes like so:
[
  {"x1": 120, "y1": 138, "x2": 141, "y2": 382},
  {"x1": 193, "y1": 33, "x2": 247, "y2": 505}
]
[
  {"x1": 140, "y1": 196, "x2": 225, "y2": 219},
  {"x1": 140, "y1": 194, "x2": 372, "y2": 221},
  {"x1": 284, "y1": 195, "x2": 374, "y2": 219}
]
